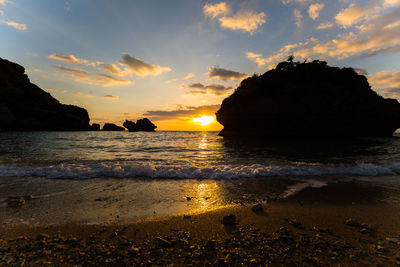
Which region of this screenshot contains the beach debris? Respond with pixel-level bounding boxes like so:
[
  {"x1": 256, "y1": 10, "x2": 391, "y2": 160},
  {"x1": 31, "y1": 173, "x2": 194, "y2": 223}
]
[
  {"x1": 345, "y1": 218, "x2": 360, "y2": 228},
  {"x1": 186, "y1": 197, "x2": 192, "y2": 201},
  {"x1": 222, "y1": 215, "x2": 236, "y2": 225},
  {"x1": 285, "y1": 218, "x2": 305, "y2": 229},
  {"x1": 251, "y1": 203, "x2": 264, "y2": 213},
  {"x1": 7, "y1": 196, "x2": 31, "y2": 208}
]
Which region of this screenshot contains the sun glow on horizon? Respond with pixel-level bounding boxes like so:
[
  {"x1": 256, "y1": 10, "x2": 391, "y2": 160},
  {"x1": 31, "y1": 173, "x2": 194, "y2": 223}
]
[{"x1": 192, "y1": 115, "x2": 215, "y2": 126}]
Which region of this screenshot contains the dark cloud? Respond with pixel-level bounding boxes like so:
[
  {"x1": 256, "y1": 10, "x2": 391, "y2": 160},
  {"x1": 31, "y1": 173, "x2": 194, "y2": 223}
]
[
  {"x1": 53, "y1": 65, "x2": 88, "y2": 76},
  {"x1": 103, "y1": 94, "x2": 119, "y2": 99},
  {"x1": 208, "y1": 66, "x2": 249, "y2": 80},
  {"x1": 118, "y1": 53, "x2": 171, "y2": 76},
  {"x1": 144, "y1": 104, "x2": 220, "y2": 120},
  {"x1": 183, "y1": 83, "x2": 205, "y2": 89},
  {"x1": 183, "y1": 82, "x2": 234, "y2": 95}
]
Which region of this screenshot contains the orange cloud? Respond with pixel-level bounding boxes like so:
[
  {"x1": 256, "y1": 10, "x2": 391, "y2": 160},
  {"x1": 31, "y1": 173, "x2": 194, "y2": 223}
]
[
  {"x1": 308, "y1": 3, "x2": 324, "y2": 20},
  {"x1": 208, "y1": 66, "x2": 249, "y2": 80},
  {"x1": 203, "y1": 2, "x2": 266, "y2": 34},
  {"x1": 203, "y1": 2, "x2": 230, "y2": 18}
]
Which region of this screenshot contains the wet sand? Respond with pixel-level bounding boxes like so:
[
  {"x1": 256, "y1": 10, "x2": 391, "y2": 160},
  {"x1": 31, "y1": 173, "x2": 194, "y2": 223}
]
[{"x1": 1, "y1": 179, "x2": 400, "y2": 265}]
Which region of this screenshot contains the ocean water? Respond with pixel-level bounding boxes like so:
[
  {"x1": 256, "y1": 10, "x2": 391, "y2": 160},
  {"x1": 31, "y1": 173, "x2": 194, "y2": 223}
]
[
  {"x1": 1, "y1": 131, "x2": 400, "y2": 179},
  {"x1": 1, "y1": 131, "x2": 400, "y2": 224}
]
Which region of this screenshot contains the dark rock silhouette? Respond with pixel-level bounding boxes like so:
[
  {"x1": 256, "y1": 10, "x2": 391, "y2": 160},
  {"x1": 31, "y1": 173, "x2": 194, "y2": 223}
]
[
  {"x1": 90, "y1": 123, "x2": 100, "y2": 131},
  {"x1": 123, "y1": 118, "x2": 157, "y2": 132},
  {"x1": 0, "y1": 57, "x2": 90, "y2": 131},
  {"x1": 216, "y1": 59, "x2": 400, "y2": 137},
  {"x1": 102, "y1": 123, "x2": 125, "y2": 131}
]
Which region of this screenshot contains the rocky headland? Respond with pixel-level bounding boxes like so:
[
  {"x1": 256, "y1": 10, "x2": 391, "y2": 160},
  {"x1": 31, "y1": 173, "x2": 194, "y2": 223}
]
[
  {"x1": 0, "y1": 57, "x2": 92, "y2": 131},
  {"x1": 216, "y1": 59, "x2": 400, "y2": 137}
]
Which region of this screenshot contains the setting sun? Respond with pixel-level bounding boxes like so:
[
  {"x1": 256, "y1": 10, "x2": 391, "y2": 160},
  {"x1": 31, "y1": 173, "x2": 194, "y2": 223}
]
[{"x1": 193, "y1": 115, "x2": 215, "y2": 126}]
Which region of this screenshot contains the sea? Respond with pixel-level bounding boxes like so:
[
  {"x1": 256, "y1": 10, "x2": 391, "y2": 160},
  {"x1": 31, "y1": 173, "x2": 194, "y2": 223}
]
[{"x1": 1, "y1": 131, "x2": 400, "y2": 225}]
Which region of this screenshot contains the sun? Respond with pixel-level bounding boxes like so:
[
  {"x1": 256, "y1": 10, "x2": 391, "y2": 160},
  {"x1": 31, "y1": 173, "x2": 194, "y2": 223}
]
[{"x1": 193, "y1": 115, "x2": 215, "y2": 126}]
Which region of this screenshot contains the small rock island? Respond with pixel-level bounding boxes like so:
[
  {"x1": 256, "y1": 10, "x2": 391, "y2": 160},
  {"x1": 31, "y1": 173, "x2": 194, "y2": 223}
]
[
  {"x1": 123, "y1": 118, "x2": 157, "y2": 132},
  {"x1": 216, "y1": 58, "x2": 400, "y2": 137},
  {"x1": 0, "y1": 57, "x2": 92, "y2": 131}
]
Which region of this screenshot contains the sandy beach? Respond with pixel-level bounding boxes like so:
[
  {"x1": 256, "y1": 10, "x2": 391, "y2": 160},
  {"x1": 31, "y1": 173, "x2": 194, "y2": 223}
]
[{"x1": 1, "y1": 181, "x2": 400, "y2": 266}]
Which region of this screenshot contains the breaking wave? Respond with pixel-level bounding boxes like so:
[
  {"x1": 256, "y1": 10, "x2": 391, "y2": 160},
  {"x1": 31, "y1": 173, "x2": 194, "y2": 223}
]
[{"x1": 1, "y1": 161, "x2": 400, "y2": 179}]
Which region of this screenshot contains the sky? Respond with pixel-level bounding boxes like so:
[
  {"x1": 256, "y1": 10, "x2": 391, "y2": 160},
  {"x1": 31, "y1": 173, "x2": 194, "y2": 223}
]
[{"x1": 1, "y1": 0, "x2": 400, "y2": 131}]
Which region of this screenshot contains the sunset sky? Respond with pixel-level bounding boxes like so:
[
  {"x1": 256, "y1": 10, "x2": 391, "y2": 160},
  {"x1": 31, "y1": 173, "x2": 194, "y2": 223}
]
[{"x1": 1, "y1": 0, "x2": 400, "y2": 130}]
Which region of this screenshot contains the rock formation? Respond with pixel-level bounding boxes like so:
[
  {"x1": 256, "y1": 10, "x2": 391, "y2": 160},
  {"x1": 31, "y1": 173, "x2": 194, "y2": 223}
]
[
  {"x1": 0, "y1": 57, "x2": 91, "y2": 131},
  {"x1": 89, "y1": 123, "x2": 100, "y2": 131},
  {"x1": 216, "y1": 59, "x2": 400, "y2": 137},
  {"x1": 102, "y1": 123, "x2": 125, "y2": 131},
  {"x1": 123, "y1": 118, "x2": 157, "y2": 132}
]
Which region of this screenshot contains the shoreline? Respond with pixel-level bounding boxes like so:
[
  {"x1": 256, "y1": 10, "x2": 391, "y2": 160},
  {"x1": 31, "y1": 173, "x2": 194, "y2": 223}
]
[
  {"x1": 1, "y1": 176, "x2": 400, "y2": 264},
  {"x1": 1, "y1": 202, "x2": 400, "y2": 265}
]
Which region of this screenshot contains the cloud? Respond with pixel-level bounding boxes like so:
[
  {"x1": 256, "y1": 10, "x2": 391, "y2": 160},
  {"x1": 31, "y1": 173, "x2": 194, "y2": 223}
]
[
  {"x1": 182, "y1": 83, "x2": 205, "y2": 89},
  {"x1": 103, "y1": 94, "x2": 119, "y2": 100},
  {"x1": 0, "y1": 10, "x2": 4, "y2": 16},
  {"x1": 208, "y1": 66, "x2": 249, "y2": 80},
  {"x1": 335, "y1": 2, "x2": 379, "y2": 28},
  {"x1": 203, "y1": 2, "x2": 266, "y2": 34},
  {"x1": 118, "y1": 53, "x2": 171, "y2": 76},
  {"x1": 294, "y1": 9, "x2": 303, "y2": 28},
  {"x1": 218, "y1": 10, "x2": 267, "y2": 34},
  {"x1": 0, "y1": 0, "x2": 13, "y2": 5},
  {"x1": 183, "y1": 72, "x2": 195, "y2": 80},
  {"x1": 282, "y1": 0, "x2": 312, "y2": 4},
  {"x1": 369, "y1": 70, "x2": 400, "y2": 88},
  {"x1": 246, "y1": 38, "x2": 318, "y2": 67},
  {"x1": 53, "y1": 65, "x2": 132, "y2": 87},
  {"x1": 49, "y1": 53, "x2": 93, "y2": 66},
  {"x1": 90, "y1": 74, "x2": 132, "y2": 87},
  {"x1": 204, "y1": 84, "x2": 234, "y2": 95},
  {"x1": 308, "y1": 3, "x2": 324, "y2": 20},
  {"x1": 97, "y1": 63, "x2": 125, "y2": 76},
  {"x1": 71, "y1": 91, "x2": 93, "y2": 98},
  {"x1": 144, "y1": 105, "x2": 220, "y2": 120},
  {"x1": 183, "y1": 82, "x2": 234, "y2": 96},
  {"x1": 369, "y1": 70, "x2": 400, "y2": 99},
  {"x1": 53, "y1": 65, "x2": 88, "y2": 76},
  {"x1": 316, "y1": 21, "x2": 334, "y2": 30},
  {"x1": 354, "y1": 68, "x2": 368, "y2": 76},
  {"x1": 203, "y1": 2, "x2": 230, "y2": 18},
  {"x1": 0, "y1": 20, "x2": 27, "y2": 30},
  {"x1": 248, "y1": 4, "x2": 400, "y2": 65},
  {"x1": 46, "y1": 88, "x2": 93, "y2": 98}
]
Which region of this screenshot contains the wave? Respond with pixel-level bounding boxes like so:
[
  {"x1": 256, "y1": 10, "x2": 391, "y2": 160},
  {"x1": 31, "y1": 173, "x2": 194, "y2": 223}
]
[{"x1": 1, "y1": 161, "x2": 400, "y2": 179}]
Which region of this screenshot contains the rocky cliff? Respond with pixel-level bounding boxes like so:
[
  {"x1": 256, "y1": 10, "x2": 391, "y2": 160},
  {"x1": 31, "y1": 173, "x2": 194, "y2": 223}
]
[
  {"x1": 216, "y1": 59, "x2": 400, "y2": 137},
  {"x1": 0, "y1": 57, "x2": 91, "y2": 131}
]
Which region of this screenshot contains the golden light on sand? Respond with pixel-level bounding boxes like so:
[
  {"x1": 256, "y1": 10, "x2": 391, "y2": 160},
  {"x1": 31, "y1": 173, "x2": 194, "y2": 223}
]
[{"x1": 193, "y1": 115, "x2": 215, "y2": 126}]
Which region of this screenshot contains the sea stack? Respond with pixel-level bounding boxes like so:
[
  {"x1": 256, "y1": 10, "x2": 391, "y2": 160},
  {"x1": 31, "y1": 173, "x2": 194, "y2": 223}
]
[
  {"x1": 0, "y1": 57, "x2": 91, "y2": 131},
  {"x1": 123, "y1": 118, "x2": 157, "y2": 132},
  {"x1": 216, "y1": 59, "x2": 400, "y2": 137}
]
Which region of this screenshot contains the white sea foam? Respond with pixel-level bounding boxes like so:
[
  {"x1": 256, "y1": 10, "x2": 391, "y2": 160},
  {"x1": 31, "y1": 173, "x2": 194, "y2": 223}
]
[
  {"x1": 1, "y1": 161, "x2": 400, "y2": 179},
  {"x1": 281, "y1": 180, "x2": 328, "y2": 198}
]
